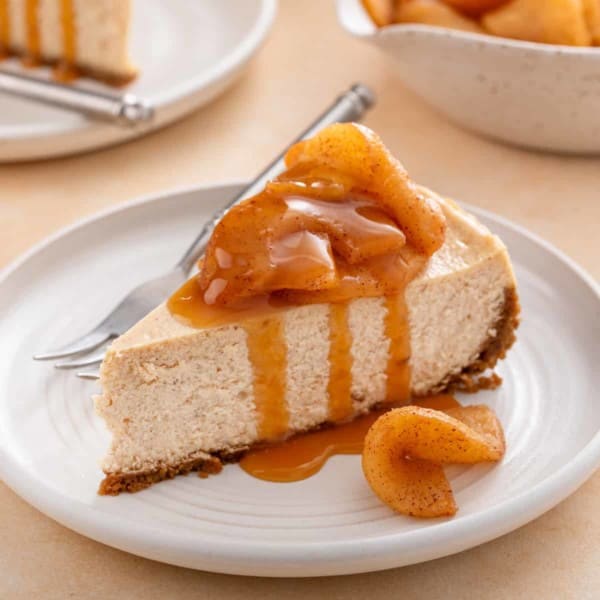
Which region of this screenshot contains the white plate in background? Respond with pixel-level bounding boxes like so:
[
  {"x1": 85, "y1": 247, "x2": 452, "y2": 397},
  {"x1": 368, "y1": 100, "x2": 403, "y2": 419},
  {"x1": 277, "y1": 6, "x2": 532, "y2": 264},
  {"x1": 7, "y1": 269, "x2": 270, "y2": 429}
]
[
  {"x1": 0, "y1": 0, "x2": 276, "y2": 162},
  {"x1": 0, "y1": 183, "x2": 598, "y2": 576}
]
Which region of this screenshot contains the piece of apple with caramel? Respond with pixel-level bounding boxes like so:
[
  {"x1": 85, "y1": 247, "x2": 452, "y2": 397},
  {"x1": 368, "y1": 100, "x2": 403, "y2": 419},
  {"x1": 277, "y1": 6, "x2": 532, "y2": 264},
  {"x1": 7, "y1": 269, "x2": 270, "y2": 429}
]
[
  {"x1": 198, "y1": 123, "x2": 446, "y2": 308},
  {"x1": 362, "y1": 0, "x2": 396, "y2": 26},
  {"x1": 395, "y1": 0, "x2": 485, "y2": 33},
  {"x1": 583, "y1": 0, "x2": 600, "y2": 44}
]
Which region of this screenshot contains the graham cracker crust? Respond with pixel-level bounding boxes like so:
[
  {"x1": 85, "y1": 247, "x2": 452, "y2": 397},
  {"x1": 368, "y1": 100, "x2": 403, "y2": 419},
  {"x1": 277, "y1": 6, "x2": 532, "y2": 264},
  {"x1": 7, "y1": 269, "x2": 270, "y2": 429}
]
[
  {"x1": 99, "y1": 454, "x2": 223, "y2": 496},
  {"x1": 99, "y1": 287, "x2": 520, "y2": 495}
]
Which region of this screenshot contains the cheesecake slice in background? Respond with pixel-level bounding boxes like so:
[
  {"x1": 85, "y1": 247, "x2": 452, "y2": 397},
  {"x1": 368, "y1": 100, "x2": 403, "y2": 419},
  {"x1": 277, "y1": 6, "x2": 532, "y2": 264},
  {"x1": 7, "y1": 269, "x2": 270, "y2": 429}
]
[
  {"x1": 95, "y1": 124, "x2": 519, "y2": 494},
  {"x1": 0, "y1": 0, "x2": 136, "y2": 83}
]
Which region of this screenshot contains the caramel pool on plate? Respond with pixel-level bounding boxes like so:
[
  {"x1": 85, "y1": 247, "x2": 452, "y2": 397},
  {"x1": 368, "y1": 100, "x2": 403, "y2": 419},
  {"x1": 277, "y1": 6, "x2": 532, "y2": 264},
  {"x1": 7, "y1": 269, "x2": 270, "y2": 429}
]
[{"x1": 239, "y1": 395, "x2": 461, "y2": 483}]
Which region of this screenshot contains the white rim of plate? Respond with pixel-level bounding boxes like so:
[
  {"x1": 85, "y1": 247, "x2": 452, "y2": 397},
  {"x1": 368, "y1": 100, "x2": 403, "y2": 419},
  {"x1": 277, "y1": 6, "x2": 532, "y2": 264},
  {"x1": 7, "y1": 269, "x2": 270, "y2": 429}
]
[
  {"x1": 0, "y1": 181, "x2": 599, "y2": 572},
  {"x1": 150, "y1": 0, "x2": 278, "y2": 108}
]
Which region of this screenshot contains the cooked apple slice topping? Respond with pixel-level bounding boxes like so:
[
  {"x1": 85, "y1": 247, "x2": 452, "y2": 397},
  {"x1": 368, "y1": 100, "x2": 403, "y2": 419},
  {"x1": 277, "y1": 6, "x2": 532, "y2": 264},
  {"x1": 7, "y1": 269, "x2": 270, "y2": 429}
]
[{"x1": 195, "y1": 123, "x2": 446, "y2": 308}]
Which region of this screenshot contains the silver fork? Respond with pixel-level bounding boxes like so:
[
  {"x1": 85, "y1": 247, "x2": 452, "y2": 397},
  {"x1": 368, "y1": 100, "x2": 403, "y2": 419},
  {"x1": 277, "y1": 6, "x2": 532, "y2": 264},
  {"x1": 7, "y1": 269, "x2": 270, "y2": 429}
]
[
  {"x1": 33, "y1": 83, "x2": 376, "y2": 380},
  {"x1": 0, "y1": 68, "x2": 154, "y2": 126}
]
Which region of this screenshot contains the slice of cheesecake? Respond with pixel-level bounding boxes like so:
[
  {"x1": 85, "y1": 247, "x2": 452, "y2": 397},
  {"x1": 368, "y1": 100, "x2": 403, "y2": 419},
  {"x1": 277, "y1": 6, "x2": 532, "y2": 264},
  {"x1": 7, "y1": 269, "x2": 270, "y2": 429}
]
[
  {"x1": 95, "y1": 124, "x2": 519, "y2": 494},
  {"x1": 0, "y1": 0, "x2": 136, "y2": 83}
]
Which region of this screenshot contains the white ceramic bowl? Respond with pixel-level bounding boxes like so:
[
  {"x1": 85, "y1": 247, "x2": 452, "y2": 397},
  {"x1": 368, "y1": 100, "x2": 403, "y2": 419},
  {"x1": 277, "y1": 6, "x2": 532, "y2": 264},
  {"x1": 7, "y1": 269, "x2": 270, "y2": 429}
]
[
  {"x1": 0, "y1": 0, "x2": 277, "y2": 162},
  {"x1": 337, "y1": 0, "x2": 600, "y2": 154}
]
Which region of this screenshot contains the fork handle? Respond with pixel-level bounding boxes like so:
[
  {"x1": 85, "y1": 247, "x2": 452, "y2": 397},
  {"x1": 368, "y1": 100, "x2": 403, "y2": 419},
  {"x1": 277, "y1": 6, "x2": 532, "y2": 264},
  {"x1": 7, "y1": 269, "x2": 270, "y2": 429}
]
[
  {"x1": 176, "y1": 83, "x2": 376, "y2": 275},
  {"x1": 0, "y1": 68, "x2": 154, "y2": 126}
]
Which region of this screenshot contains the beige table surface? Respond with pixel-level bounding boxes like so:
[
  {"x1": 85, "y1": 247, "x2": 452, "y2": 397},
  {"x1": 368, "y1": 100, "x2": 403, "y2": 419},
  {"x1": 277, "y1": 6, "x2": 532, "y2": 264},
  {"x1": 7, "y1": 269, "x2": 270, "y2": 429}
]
[{"x1": 1, "y1": 2, "x2": 599, "y2": 598}]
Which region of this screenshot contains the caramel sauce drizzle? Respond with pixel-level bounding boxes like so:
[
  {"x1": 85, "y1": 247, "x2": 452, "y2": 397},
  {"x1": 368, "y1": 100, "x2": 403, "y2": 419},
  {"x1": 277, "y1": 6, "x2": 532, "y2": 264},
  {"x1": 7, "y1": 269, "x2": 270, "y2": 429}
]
[
  {"x1": 23, "y1": 0, "x2": 40, "y2": 66},
  {"x1": 54, "y1": 0, "x2": 78, "y2": 82},
  {"x1": 327, "y1": 303, "x2": 354, "y2": 422},
  {"x1": 239, "y1": 395, "x2": 461, "y2": 482},
  {"x1": 167, "y1": 278, "x2": 289, "y2": 329},
  {"x1": 0, "y1": 0, "x2": 78, "y2": 81},
  {"x1": 0, "y1": 0, "x2": 9, "y2": 58},
  {"x1": 168, "y1": 222, "x2": 418, "y2": 454},
  {"x1": 244, "y1": 316, "x2": 289, "y2": 441},
  {"x1": 384, "y1": 295, "x2": 411, "y2": 404}
]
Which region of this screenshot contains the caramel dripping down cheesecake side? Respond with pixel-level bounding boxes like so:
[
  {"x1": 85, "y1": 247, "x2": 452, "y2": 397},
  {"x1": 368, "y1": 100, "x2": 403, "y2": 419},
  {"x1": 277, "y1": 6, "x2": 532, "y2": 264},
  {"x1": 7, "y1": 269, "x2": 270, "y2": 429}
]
[
  {"x1": 95, "y1": 123, "x2": 519, "y2": 494},
  {"x1": 0, "y1": 0, "x2": 136, "y2": 83}
]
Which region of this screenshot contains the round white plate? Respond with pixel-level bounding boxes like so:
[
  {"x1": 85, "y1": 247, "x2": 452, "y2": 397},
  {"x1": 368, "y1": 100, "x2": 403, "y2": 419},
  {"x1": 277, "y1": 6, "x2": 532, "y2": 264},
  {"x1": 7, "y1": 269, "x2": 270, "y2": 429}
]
[
  {"x1": 0, "y1": 184, "x2": 599, "y2": 577},
  {"x1": 0, "y1": 0, "x2": 276, "y2": 162}
]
